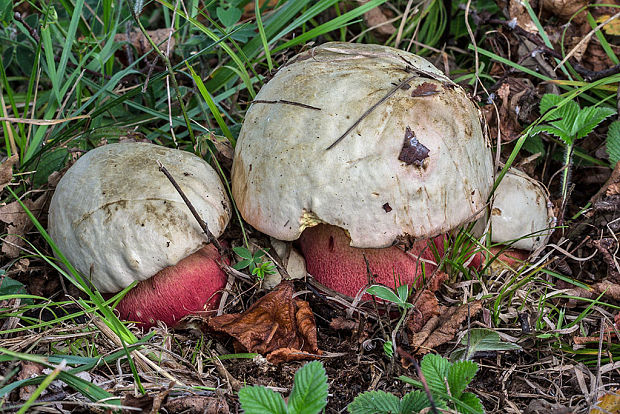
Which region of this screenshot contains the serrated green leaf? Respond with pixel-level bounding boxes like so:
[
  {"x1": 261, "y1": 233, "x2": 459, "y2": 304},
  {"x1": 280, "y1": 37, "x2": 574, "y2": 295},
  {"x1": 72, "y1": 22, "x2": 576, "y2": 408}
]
[
  {"x1": 539, "y1": 93, "x2": 562, "y2": 114},
  {"x1": 573, "y1": 106, "x2": 616, "y2": 140},
  {"x1": 399, "y1": 390, "x2": 431, "y2": 413},
  {"x1": 288, "y1": 361, "x2": 328, "y2": 414},
  {"x1": 347, "y1": 390, "x2": 401, "y2": 414},
  {"x1": 530, "y1": 125, "x2": 571, "y2": 143},
  {"x1": 366, "y1": 285, "x2": 402, "y2": 305},
  {"x1": 238, "y1": 385, "x2": 287, "y2": 414},
  {"x1": 233, "y1": 246, "x2": 254, "y2": 259},
  {"x1": 420, "y1": 354, "x2": 451, "y2": 395},
  {"x1": 447, "y1": 361, "x2": 478, "y2": 399},
  {"x1": 606, "y1": 121, "x2": 620, "y2": 166},
  {"x1": 457, "y1": 392, "x2": 485, "y2": 414},
  {"x1": 522, "y1": 134, "x2": 545, "y2": 156}
]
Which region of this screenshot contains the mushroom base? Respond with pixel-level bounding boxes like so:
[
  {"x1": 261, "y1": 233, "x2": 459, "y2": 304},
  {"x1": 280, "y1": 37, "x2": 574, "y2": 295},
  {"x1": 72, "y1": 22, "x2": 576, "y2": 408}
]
[
  {"x1": 298, "y1": 224, "x2": 453, "y2": 299},
  {"x1": 114, "y1": 244, "x2": 227, "y2": 328}
]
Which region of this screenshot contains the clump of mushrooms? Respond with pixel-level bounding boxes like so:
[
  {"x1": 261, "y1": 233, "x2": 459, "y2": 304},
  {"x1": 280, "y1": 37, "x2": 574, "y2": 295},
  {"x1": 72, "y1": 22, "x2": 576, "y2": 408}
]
[
  {"x1": 232, "y1": 42, "x2": 494, "y2": 298},
  {"x1": 48, "y1": 142, "x2": 231, "y2": 327}
]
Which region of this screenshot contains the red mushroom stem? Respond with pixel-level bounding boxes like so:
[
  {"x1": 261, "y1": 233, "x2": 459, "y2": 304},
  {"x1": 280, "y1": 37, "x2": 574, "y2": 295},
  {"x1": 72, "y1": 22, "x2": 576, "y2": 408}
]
[
  {"x1": 298, "y1": 224, "x2": 482, "y2": 299},
  {"x1": 114, "y1": 244, "x2": 227, "y2": 328}
]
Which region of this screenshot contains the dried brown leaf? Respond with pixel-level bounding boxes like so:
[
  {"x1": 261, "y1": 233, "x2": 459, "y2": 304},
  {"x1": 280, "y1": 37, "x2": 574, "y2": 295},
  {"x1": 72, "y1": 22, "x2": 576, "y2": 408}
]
[
  {"x1": 329, "y1": 317, "x2": 358, "y2": 331},
  {"x1": 542, "y1": 0, "x2": 588, "y2": 22},
  {"x1": 0, "y1": 154, "x2": 18, "y2": 194},
  {"x1": 407, "y1": 290, "x2": 440, "y2": 333},
  {"x1": 410, "y1": 82, "x2": 439, "y2": 98},
  {"x1": 164, "y1": 396, "x2": 229, "y2": 414},
  {"x1": 17, "y1": 361, "x2": 43, "y2": 401},
  {"x1": 114, "y1": 28, "x2": 175, "y2": 60},
  {"x1": 590, "y1": 390, "x2": 620, "y2": 414},
  {"x1": 359, "y1": 1, "x2": 395, "y2": 36},
  {"x1": 410, "y1": 301, "x2": 483, "y2": 354},
  {"x1": 0, "y1": 195, "x2": 46, "y2": 258},
  {"x1": 207, "y1": 281, "x2": 320, "y2": 363}
]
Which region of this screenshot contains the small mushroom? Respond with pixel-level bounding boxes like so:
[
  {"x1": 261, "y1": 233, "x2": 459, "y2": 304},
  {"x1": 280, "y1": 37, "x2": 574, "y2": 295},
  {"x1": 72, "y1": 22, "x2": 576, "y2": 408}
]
[
  {"x1": 48, "y1": 143, "x2": 231, "y2": 327},
  {"x1": 231, "y1": 43, "x2": 494, "y2": 298},
  {"x1": 488, "y1": 168, "x2": 556, "y2": 264}
]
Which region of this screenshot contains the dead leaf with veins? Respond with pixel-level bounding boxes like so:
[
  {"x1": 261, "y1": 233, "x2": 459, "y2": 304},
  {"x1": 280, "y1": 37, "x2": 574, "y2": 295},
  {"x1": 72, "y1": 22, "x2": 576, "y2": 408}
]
[
  {"x1": 0, "y1": 195, "x2": 46, "y2": 258},
  {"x1": 0, "y1": 154, "x2": 19, "y2": 194},
  {"x1": 410, "y1": 301, "x2": 483, "y2": 354},
  {"x1": 207, "y1": 281, "x2": 321, "y2": 363}
]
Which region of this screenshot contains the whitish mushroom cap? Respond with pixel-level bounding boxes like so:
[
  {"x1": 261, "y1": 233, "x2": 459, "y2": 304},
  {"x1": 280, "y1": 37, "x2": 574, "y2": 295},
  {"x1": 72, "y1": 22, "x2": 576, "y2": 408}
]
[
  {"x1": 49, "y1": 143, "x2": 231, "y2": 293},
  {"x1": 232, "y1": 42, "x2": 494, "y2": 248},
  {"x1": 491, "y1": 168, "x2": 555, "y2": 251}
]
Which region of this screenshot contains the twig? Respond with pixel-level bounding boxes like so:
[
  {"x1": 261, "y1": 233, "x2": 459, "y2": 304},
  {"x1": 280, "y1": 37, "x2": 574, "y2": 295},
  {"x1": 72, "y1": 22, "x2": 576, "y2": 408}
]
[
  {"x1": 396, "y1": 347, "x2": 440, "y2": 414},
  {"x1": 157, "y1": 162, "x2": 223, "y2": 251},
  {"x1": 326, "y1": 73, "x2": 418, "y2": 150},
  {"x1": 250, "y1": 99, "x2": 321, "y2": 111}
]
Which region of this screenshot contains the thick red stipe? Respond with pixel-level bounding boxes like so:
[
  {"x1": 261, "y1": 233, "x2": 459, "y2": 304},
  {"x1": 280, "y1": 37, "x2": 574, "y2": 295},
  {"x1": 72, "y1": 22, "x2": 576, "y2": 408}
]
[
  {"x1": 115, "y1": 244, "x2": 227, "y2": 328},
  {"x1": 298, "y1": 224, "x2": 450, "y2": 299}
]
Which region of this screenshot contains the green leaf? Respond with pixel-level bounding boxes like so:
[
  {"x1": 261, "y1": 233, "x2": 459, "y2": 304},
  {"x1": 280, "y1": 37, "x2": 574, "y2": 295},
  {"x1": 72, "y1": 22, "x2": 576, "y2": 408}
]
[
  {"x1": 0, "y1": 0, "x2": 12, "y2": 24},
  {"x1": 217, "y1": 6, "x2": 242, "y2": 28},
  {"x1": 399, "y1": 390, "x2": 432, "y2": 413},
  {"x1": 232, "y1": 259, "x2": 253, "y2": 270},
  {"x1": 233, "y1": 246, "x2": 254, "y2": 260},
  {"x1": 288, "y1": 361, "x2": 328, "y2": 414},
  {"x1": 347, "y1": 390, "x2": 401, "y2": 414},
  {"x1": 447, "y1": 361, "x2": 478, "y2": 399},
  {"x1": 366, "y1": 285, "x2": 402, "y2": 305},
  {"x1": 457, "y1": 392, "x2": 485, "y2": 414},
  {"x1": 539, "y1": 93, "x2": 562, "y2": 115},
  {"x1": 450, "y1": 328, "x2": 521, "y2": 361},
  {"x1": 238, "y1": 385, "x2": 287, "y2": 414},
  {"x1": 383, "y1": 341, "x2": 394, "y2": 358},
  {"x1": 396, "y1": 284, "x2": 410, "y2": 303},
  {"x1": 521, "y1": 134, "x2": 545, "y2": 156},
  {"x1": 606, "y1": 121, "x2": 620, "y2": 166},
  {"x1": 573, "y1": 106, "x2": 616, "y2": 140},
  {"x1": 420, "y1": 354, "x2": 451, "y2": 395}
]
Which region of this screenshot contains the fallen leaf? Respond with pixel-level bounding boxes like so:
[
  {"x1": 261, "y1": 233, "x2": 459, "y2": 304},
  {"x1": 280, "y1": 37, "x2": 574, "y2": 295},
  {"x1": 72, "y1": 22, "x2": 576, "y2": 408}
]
[
  {"x1": 410, "y1": 82, "x2": 439, "y2": 98},
  {"x1": 590, "y1": 390, "x2": 620, "y2": 414},
  {"x1": 508, "y1": 0, "x2": 538, "y2": 33},
  {"x1": 0, "y1": 154, "x2": 18, "y2": 194},
  {"x1": 542, "y1": 0, "x2": 587, "y2": 22},
  {"x1": 0, "y1": 194, "x2": 46, "y2": 258},
  {"x1": 207, "y1": 281, "x2": 321, "y2": 363},
  {"x1": 410, "y1": 301, "x2": 483, "y2": 354},
  {"x1": 114, "y1": 28, "x2": 176, "y2": 62},
  {"x1": 17, "y1": 361, "x2": 44, "y2": 401},
  {"x1": 597, "y1": 14, "x2": 620, "y2": 36},
  {"x1": 330, "y1": 317, "x2": 358, "y2": 331},
  {"x1": 359, "y1": 0, "x2": 395, "y2": 36},
  {"x1": 407, "y1": 290, "x2": 440, "y2": 333},
  {"x1": 524, "y1": 399, "x2": 573, "y2": 414},
  {"x1": 164, "y1": 395, "x2": 230, "y2": 414}
]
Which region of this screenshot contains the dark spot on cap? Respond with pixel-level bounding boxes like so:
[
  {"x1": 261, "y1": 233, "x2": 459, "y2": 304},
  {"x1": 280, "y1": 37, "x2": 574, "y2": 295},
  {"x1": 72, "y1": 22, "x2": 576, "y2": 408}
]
[
  {"x1": 398, "y1": 127, "x2": 430, "y2": 167},
  {"x1": 383, "y1": 203, "x2": 392, "y2": 213},
  {"x1": 328, "y1": 236, "x2": 335, "y2": 252},
  {"x1": 410, "y1": 82, "x2": 439, "y2": 97},
  {"x1": 249, "y1": 164, "x2": 253, "y2": 172}
]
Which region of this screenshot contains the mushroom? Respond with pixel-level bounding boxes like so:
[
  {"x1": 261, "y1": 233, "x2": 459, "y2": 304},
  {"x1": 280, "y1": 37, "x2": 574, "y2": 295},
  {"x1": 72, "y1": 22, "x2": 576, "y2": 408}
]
[
  {"x1": 48, "y1": 142, "x2": 231, "y2": 327},
  {"x1": 487, "y1": 168, "x2": 556, "y2": 265},
  {"x1": 231, "y1": 42, "x2": 494, "y2": 298}
]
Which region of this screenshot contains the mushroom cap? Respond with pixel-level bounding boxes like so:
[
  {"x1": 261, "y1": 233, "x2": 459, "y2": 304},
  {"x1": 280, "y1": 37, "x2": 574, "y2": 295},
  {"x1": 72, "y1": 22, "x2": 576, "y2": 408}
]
[
  {"x1": 490, "y1": 168, "x2": 555, "y2": 251},
  {"x1": 48, "y1": 142, "x2": 231, "y2": 293},
  {"x1": 232, "y1": 42, "x2": 494, "y2": 248}
]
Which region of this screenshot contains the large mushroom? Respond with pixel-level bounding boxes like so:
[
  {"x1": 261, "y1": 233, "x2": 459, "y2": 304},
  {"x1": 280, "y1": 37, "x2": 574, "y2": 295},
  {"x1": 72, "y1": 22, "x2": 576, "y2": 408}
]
[
  {"x1": 232, "y1": 42, "x2": 494, "y2": 298},
  {"x1": 48, "y1": 142, "x2": 231, "y2": 327}
]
